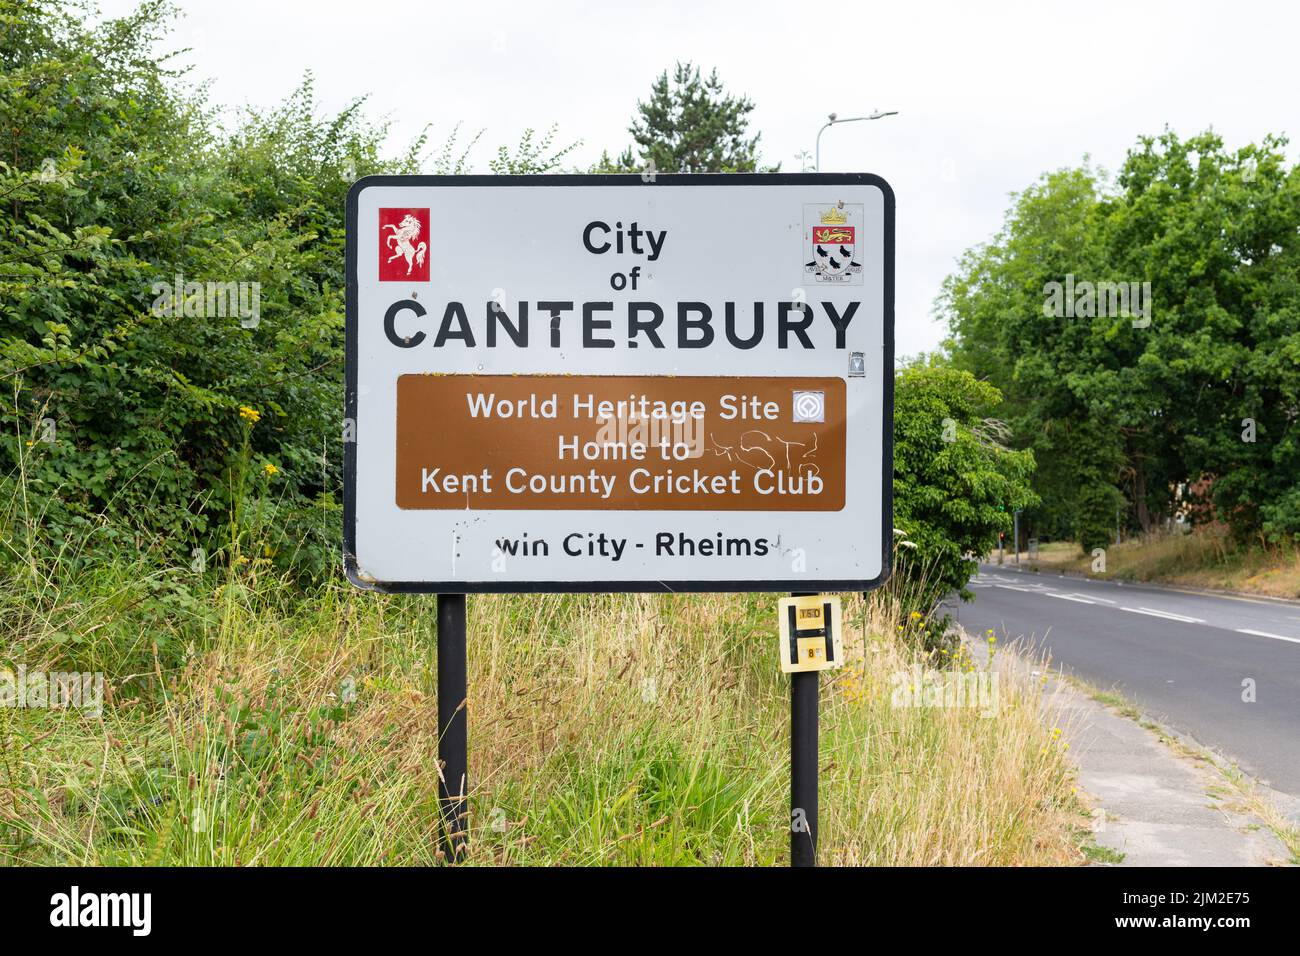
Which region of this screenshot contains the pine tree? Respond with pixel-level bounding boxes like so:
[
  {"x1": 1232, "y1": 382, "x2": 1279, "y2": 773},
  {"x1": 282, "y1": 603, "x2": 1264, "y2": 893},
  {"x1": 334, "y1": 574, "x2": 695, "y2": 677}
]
[{"x1": 598, "y1": 62, "x2": 773, "y2": 174}]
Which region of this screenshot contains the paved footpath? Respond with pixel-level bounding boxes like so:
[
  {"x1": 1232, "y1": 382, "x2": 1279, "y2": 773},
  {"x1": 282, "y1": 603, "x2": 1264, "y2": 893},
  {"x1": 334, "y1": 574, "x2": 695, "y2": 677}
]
[{"x1": 965, "y1": 627, "x2": 1296, "y2": 866}]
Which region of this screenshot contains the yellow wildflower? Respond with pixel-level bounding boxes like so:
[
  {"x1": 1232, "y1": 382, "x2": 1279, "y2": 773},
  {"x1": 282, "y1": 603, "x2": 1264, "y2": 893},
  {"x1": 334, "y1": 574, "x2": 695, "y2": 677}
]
[
  {"x1": 263, "y1": 463, "x2": 278, "y2": 477},
  {"x1": 238, "y1": 405, "x2": 261, "y2": 424}
]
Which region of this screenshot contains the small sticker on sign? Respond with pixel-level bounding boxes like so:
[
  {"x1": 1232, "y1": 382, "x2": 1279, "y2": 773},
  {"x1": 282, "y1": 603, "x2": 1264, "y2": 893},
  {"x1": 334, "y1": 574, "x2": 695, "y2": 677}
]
[{"x1": 792, "y1": 390, "x2": 825, "y2": 423}]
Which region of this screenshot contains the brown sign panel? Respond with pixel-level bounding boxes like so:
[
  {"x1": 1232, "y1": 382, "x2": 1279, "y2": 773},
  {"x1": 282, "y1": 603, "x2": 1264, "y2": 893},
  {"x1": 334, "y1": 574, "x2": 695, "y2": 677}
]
[{"x1": 396, "y1": 375, "x2": 846, "y2": 511}]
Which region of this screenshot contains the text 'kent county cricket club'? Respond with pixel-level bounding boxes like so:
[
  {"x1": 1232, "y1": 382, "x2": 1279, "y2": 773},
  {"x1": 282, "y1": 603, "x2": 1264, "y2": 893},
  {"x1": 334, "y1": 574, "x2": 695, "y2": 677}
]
[{"x1": 379, "y1": 218, "x2": 863, "y2": 351}]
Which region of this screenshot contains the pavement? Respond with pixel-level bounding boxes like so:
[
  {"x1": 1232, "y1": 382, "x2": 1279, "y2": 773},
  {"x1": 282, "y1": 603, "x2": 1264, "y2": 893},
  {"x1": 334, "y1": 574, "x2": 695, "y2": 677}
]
[
  {"x1": 962, "y1": 618, "x2": 1296, "y2": 866},
  {"x1": 1041, "y1": 662, "x2": 1294, "y2": 866}
]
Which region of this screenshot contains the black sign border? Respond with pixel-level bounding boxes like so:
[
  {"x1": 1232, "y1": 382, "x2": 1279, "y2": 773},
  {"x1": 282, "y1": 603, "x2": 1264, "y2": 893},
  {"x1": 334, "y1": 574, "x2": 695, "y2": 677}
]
[{"x1": 344, "y1": 173, "x2": 894, "y2": 594}]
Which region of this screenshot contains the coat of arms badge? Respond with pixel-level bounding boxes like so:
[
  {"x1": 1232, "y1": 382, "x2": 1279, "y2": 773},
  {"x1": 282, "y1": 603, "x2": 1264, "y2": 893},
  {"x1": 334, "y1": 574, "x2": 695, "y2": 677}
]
[{"x1": 804, "y1": 203, "x2": 864, "y2": 285}]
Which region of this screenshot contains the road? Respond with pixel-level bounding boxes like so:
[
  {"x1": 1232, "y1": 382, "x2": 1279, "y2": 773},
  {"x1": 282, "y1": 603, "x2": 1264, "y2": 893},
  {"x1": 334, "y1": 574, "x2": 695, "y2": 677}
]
[{"x1": 942, "y1": 565, "x2": 1300, "y2": 797}]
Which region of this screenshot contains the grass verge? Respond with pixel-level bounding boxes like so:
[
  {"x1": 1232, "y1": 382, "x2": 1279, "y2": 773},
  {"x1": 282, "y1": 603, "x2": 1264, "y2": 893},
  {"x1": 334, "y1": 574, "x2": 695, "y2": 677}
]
[
  {"x1": 0, "y1": 552, "x2": 1088, "y2": 866},
  {"x1": 1070, "y1": 678, "x2": 1300, "y2": 865},
  {"x1": 1011, "y1": 529, "x2": 1300, "y2": 599}
]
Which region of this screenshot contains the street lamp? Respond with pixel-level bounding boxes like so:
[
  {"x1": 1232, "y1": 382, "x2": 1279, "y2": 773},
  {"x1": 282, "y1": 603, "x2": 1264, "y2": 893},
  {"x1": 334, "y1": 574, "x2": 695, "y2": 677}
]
[{"x1": 815, "y1": 110, "x2": 898, "y2": 172}]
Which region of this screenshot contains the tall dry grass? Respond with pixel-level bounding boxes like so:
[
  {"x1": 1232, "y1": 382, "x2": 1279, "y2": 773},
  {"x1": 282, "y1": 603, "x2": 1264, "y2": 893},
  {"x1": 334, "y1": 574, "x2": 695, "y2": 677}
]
[
  {"x1": 2, "y1": 561, "x2": 1086, "y2": 865},
  {"x1": 1027, "y1": 528, "x2": 1300, "y2": 598}
]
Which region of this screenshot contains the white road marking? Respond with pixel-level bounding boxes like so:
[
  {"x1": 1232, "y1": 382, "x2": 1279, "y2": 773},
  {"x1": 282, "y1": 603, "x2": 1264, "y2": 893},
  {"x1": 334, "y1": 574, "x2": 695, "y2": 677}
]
[
  {"x1": 981, "y1": 566, "x2": 1300, "y2": 644},
  {"x1": 1047, "y1": 593, "x2": 1095, "y2": 604},
  {"x1": 1120, "y1": 606, "x2": 1204, "y2": 624},
  {"x1": 1235, "y1": 628, "x2": 1300, "y2": 645}
]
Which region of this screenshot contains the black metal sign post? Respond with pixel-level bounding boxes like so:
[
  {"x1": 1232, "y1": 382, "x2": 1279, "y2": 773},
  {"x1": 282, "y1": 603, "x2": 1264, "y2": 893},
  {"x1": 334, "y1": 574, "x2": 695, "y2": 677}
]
[
  {"x1": 437, "y1": 593, "x2": 468, "y2": 860},
  {"x1": 790, "y1": 669, "x2": 819, "y2": 866},
  {"x1": 790, "y1": 591, "x2": 819, "y2": 867}
]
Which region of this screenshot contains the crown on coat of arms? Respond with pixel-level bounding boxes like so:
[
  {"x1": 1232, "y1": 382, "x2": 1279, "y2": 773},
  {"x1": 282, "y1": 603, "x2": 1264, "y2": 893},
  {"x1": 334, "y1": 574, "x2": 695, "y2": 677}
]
[{"x1": 819, "y1": 206, "x2": 848, "y2": 225}]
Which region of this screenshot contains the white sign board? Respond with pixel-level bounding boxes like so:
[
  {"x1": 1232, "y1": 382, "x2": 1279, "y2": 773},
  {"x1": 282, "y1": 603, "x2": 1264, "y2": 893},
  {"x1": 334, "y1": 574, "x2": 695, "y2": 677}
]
[{"x1": 344, "y1": 174, "x2": 893, "y2": 593}]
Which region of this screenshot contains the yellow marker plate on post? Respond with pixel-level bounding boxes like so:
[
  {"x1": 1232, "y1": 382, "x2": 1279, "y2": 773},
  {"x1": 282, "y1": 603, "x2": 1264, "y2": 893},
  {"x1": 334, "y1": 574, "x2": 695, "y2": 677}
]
[{"x1": 778, "y1": 595, "x2": 844, "y2": 673}]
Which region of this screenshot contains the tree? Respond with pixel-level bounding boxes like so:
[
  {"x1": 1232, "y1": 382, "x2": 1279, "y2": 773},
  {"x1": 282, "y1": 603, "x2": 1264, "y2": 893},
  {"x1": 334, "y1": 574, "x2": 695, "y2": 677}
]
[
  {"x1": 939, "y1": 163, "x2": 1123, "y2": 546},
  {"x1": 596, "y1": 62, "x2": 773, "y2": 174},
  {"x1": 940, "y1": 130, "x2": 1300, "y2": 547},
  {"x1": 1111, "y1": 132, "x2": 1300, "y2": 543}
]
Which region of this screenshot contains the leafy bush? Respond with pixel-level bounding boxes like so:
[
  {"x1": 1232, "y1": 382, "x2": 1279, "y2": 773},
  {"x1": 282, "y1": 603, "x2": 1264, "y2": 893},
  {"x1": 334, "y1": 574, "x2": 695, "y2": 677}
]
[
  {"x1": 892, "y1": 362, "x2": 1038, "y2": 613},
  {"x1": 0, "y1": 1, "x2": 574, "y2": 580}
]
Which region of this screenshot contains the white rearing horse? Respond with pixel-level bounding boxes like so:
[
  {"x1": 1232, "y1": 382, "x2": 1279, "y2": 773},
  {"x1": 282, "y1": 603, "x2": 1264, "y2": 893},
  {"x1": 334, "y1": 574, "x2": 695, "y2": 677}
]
[{"x1": 384, "y1": 214, "x2": 428, "y2": 274}]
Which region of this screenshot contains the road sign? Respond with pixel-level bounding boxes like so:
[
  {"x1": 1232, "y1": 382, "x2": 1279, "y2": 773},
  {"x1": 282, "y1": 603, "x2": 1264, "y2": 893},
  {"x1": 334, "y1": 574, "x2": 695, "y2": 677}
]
[{"x1": 345, "y1": 173, "x2": 894, "y2": 593}]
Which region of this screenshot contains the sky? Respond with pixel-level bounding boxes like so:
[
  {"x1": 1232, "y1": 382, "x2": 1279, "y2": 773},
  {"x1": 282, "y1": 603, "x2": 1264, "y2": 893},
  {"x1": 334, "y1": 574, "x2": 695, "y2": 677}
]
[{"x1": 98, "y1": 0, "x2": 1298, "y2": 360}]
